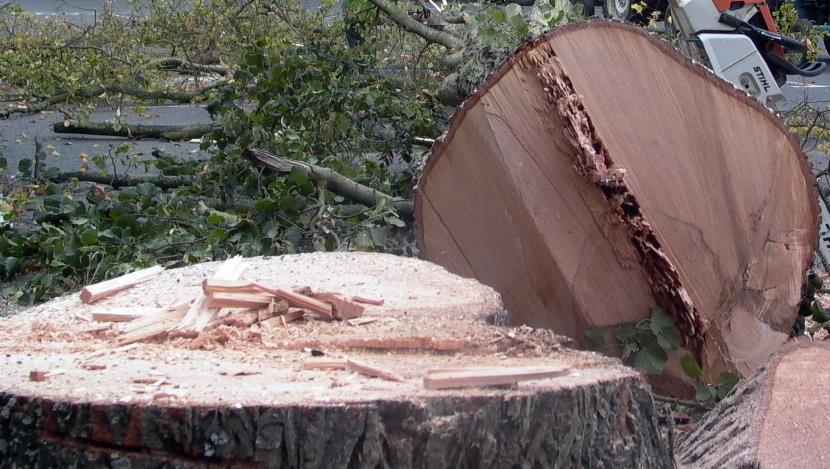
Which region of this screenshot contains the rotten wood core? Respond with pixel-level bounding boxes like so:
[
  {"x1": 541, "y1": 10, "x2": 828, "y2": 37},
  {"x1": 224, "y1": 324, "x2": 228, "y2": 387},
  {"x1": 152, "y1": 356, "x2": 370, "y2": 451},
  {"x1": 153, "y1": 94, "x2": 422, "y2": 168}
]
[{"x1": 416, "y1": 20, "x2": 817, "y2": 387}]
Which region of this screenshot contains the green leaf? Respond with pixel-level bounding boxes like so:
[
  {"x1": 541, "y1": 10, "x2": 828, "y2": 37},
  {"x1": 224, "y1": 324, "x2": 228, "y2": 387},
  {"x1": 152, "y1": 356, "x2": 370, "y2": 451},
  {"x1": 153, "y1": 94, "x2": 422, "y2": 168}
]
[
  {"x1": 650, "y1": 307, "x2": 681, "y2": 351},
  {"x1": 18, "y1": 159, "x2": 31, "y2": 175},
  {"x1": 716, "y1": 372, "x2": 740, "y2": 399},
  {"x1": 695, "y1": 383, "x2": 715, "y2": 401},
  {"x1": 585, "y1": 327, "x2": 606, "y2": 347},
  {"x1": 650, "y1": 307, "x2": 674, "y2": 329},
  {"x1": 680, "y1": 355, "x2": 703, "y2": 380},
  {"x1": 383, "y1": 215, "x2": 405, "y2": 228},
  {"x1": 632, "y1": 344, "x2": 668, "y2": 375}
]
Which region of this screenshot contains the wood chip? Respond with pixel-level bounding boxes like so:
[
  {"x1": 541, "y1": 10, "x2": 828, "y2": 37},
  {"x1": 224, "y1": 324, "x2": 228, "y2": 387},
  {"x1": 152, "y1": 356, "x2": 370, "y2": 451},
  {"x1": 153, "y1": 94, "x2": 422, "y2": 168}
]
[
  {"x1": 91, "y1": 308, "x2": 158, "y2": 322},
  {"x1": 80, "y1": 363, "x2": 107, "y2": 371},
  {"x1": 301, "y1": 360, "x2": 348, "y2": 371},
  {"x1": 80, "y1": 265, "x2": 164, "y2": 304},
  {"x1": 422, "y1": 366, "x2": 569, "y2": 390},
  {"x1": 312, "y1": 293, "x2": 364, "y2": 319},
  {"x1": 347, "y1": 317, "x2": 378, "y2": 326},
  {"x1": 202, "y1": 280, "x2": 334, "y2": 319},
  {"x1": 346, "y1": 358, "x2": 404, "y2": 382},
  {"x1": 176, "y1": 256, "x2": 247, "y2": 333},
  {"x1": 29, "y1": 370, "x2": 47, "y2": 382},
  {"x1": 208, "y1": 292, "x2": 274, "y2": 309},
  {"x1": 351, "y1": 296, "x2": 384, "y2": 306},
  {"x1": 259, "y1": 308, "x2": 305, "y2": 328}
]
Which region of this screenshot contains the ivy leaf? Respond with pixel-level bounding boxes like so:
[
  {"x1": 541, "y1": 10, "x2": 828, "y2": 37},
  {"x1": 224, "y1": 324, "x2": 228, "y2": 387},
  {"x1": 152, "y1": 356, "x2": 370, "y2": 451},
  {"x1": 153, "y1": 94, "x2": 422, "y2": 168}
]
[
  {"x1": 695, "y1": 383, "x2": 715, "y2": 401},
  {"x1": 585, "y1": 327, "x2": 606, "y2": 347},
  {"x1": 680, "y1": 355, "x2": 703, "y2": 380},
  {"x1": 716, "y1": 372, "x2": 740, "y2": 399},
  {"x1": 633, "y1": 344, "x2": 668, "y2": 375},
  {"x1": 650, "y1": 307, "x2": 681, "y2": 350}
]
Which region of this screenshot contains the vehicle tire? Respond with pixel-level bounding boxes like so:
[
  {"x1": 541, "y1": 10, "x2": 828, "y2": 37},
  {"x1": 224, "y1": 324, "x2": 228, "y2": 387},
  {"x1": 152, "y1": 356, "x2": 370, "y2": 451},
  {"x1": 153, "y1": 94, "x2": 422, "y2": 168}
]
[{"x1": 604, "y1": 0, "x2": 632, "y2": 20}]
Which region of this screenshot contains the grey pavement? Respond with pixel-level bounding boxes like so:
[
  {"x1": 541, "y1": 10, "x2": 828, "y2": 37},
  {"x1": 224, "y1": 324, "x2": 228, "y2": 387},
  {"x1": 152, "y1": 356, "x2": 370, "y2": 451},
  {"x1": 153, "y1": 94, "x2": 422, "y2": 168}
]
[{"x1": 0, "y1": 104, "x2": 213, "y2": 175}]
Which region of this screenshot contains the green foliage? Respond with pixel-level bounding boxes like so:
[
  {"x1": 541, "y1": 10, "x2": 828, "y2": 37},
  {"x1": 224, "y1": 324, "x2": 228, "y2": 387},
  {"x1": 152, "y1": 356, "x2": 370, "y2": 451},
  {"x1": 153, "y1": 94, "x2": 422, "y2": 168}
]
[
  {"x1": 586, "y1": 307, "x2": 681, "y2": 376},
  {"x1": 774, "y1": 3, "x2": 825, "y2": 62},
  {"x1": 587, "y1": 307, "x2": 741, "y2": 403},
  {"x1": 0, "y1": 0, "x2": 445, "y2": 304}
]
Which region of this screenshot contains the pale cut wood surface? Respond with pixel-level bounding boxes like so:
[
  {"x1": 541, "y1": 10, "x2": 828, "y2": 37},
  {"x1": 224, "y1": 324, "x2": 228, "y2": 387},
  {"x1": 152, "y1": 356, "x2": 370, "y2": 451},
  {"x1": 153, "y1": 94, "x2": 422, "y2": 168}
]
[
  {"x1": 676, "y1": 340, "x2": 830, "y2": 468},
  {"x1": 416, "y1": 20, "x2": 817, "y2": 388},
  {"x1": 79, "y1": 265, "x2": 164, "y2": 303}
]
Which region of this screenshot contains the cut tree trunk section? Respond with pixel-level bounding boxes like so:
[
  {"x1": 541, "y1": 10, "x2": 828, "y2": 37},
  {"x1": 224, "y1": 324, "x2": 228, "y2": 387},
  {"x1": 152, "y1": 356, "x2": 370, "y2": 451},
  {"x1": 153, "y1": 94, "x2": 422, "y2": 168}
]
[
  {"x1": 416, "y1": 20, "x2": 817, "y2": 391},
  {"x1": 0, "y1": 252, "x2": 673, "y2": 467},
  {"x1": 676, "y1": 339, "x2": 830, "y2": 468}
]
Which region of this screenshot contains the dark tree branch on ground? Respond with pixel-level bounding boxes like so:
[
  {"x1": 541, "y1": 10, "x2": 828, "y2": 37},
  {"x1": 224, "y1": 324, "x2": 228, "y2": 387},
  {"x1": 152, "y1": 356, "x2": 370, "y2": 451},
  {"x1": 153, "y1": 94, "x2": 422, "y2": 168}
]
[
  {"x1": 367, "y1": 0, "x2": 463, "y2": 49},
  {"x1": 48, "y1": 172, "x2": 192, "y2": 190},
  {"x1": 53, "y1": 120, "x2": 214, "y2": 141},
  {"x1": 150, "y1": 58, "x2": 229, "y2": 76},
  {"x1": 1, "y1": 82, "x2": 228, "y2": 119},
  {"x1": 243, "y1": 148, "x2": 414, "y2": 218}
]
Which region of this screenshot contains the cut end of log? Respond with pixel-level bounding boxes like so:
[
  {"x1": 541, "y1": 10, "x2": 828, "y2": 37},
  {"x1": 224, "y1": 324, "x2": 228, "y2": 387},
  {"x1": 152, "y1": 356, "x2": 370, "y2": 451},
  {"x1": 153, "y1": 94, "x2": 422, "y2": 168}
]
[
  {"x1": 416, "y1": 20, "x2": 817, "y2": 393},
  {"x1": 677, "y1": 339, "x2": 830, "y2": 468}
]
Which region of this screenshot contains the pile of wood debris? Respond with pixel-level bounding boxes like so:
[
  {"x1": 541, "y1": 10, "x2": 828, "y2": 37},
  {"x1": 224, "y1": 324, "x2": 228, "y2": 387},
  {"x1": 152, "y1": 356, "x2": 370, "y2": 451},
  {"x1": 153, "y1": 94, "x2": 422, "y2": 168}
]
[
  {"x1": 65, "y1": 255, "x2": 572, "y2": 390},
  {"x1": 80, "y1": 256, "x2": 381, "y2": 347}
]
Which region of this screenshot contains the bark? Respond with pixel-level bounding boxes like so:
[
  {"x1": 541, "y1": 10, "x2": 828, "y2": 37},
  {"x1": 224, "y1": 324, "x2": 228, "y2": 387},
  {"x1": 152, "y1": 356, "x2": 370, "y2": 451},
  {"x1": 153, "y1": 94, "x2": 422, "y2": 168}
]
[
  {"x1": 244, "y1": 148, "x2": 414, "y2": 218},
  {"x1": 48, "y1": 171, "x2": 192, "y2": 190},
  {"x1": 1, "y1": 82, "x2": 227, "y2": 119},
  {"x1": 676, "y1": 339, "x2": 830, "y2": 468},
  {"x1": 0, "y1": 375, "x2": 672, "y2": 468},
  {"x1": 53, "y1": 120, "x2": 214, "y2": 141},
  {"x1": 151, "y1": 58, "x2": 229, "y2": 76},
  {"x1": 368, "y1": 0, "x2": 463, "y2": 49},
  {"x1": 416, "y1": 22, "x2": 817, "y2": 395}
]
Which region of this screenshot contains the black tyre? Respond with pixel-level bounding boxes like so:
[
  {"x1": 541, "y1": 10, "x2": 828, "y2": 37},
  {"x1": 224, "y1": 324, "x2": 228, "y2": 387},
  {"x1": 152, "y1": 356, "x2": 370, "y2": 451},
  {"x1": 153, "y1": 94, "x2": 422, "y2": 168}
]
[{"x1": 573, "y1": 0, "x2": 595, "y2": 17}]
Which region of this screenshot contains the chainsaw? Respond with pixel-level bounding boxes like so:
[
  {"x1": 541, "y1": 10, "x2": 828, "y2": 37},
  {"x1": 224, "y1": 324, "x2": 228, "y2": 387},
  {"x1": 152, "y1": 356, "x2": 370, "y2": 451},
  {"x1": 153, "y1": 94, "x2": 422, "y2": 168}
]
[{"x1": 670, "y1": 0, "x2": 830, "y2": 269}]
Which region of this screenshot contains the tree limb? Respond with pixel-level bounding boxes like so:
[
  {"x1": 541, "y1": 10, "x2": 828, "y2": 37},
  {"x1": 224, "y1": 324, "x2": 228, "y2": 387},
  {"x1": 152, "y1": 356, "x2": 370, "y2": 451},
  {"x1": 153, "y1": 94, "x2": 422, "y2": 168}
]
[
  {"x1": 1, "y1": 82, "x2": 227, "y2": 119},
  {"x1": 367, "y1": 0, "x2": 463, "y2": 49},
  {"x1": 150, "y1": 58, "x2": 229, "y2": 76},
  {"x1": 47, "y1": 172, "x2": 192, "y2": 190},
  {"x1": 243, "y1": 148, "x2": 414, "y2": 218},
  {"x1": 53, "y1": 120, "x2": 214, "y2": 141}
]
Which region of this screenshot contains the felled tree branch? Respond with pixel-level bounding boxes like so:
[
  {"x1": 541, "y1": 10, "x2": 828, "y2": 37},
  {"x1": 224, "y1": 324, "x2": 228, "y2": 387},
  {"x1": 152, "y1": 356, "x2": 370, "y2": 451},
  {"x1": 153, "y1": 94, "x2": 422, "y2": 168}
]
[
  {"x1": 150, "y1": 58, "x2": 229, "y2": 76},
  {"x1": 368, "y1": 0, "x2": 463, "y2": 49},
  {"x1": 243, "y1": 148, "x2": 414, "y2": 218},
  {"x1": 53, "y1": 120, "x2": 214, "y2": 141},
  {"x1": 1, "y1": 82, "x2": 227, "y2": 119},
  {"x1": 48, "y1": 172, "x2": 192, "y2": 190}
]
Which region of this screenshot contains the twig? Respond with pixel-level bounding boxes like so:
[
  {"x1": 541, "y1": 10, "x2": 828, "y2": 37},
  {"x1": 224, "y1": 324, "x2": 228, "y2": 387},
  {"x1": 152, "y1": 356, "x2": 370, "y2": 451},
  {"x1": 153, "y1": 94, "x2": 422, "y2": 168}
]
[{"x1": 652, "y1": 394, "x2": 712, "y2": 411}]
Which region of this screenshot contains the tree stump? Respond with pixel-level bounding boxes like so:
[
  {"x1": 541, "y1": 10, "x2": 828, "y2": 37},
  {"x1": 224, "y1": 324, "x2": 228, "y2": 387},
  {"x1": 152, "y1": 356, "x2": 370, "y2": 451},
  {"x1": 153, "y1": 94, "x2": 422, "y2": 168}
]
[
  {"x1": 0, "y1": 253, "x2": 672, "y2": 468},
  {"x1": 676, "y1": 339, "x2": 830, "y2": 468},
  {"x1": 415, "y1": 20, "x2": 817, "y2": 388}
]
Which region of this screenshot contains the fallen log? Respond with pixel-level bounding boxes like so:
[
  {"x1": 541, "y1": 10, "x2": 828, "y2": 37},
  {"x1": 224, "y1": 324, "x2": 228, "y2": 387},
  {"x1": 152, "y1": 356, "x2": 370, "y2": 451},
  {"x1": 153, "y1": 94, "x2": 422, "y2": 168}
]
[
  {"x1": 53, "y1": 120, "x2": 213, "y2": 141},
  {"x1": 676, "y1": 339, "x2": 830, "y2": 468},
  {"x1": 416, "y1": 20, "x2": 818, "y2": 392}
]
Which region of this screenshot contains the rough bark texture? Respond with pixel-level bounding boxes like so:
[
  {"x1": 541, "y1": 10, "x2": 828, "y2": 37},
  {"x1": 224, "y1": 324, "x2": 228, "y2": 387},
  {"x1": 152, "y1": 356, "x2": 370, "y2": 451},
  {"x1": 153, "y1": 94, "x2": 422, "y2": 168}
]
[
  {"x1": 53, "y1": 120, "x2": 213, "y2": 141},
  {"x1": 0, "y1": 377, "x2": 671, "y2": 468},
  {"x1": 415, "y1": 20, "x2": 818, "y2": 390},
  {"x1": 676, "y1": 339, "x2": 830, "y2": 468}
]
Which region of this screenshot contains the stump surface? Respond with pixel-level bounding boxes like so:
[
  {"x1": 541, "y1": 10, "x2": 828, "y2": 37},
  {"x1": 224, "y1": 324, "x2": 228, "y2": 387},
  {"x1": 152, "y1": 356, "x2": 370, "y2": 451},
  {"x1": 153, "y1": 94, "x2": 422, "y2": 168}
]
[{"x1": 0, "y1": 252, "x2": 673, "y2": 468}]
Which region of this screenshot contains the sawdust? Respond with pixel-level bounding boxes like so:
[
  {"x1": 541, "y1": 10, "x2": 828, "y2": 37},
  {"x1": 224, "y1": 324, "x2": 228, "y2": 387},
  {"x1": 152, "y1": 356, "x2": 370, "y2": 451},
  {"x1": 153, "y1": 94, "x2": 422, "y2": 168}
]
[{"x1": 0, "y1": 252, "x2": 625, "y2": 405}]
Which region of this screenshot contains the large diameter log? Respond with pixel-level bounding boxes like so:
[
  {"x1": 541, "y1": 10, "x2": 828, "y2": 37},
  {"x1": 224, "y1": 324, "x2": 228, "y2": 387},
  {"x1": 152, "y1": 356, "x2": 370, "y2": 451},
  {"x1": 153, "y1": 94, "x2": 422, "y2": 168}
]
[
  {"x1": 0, "y1": 253, "x2": 673, "y2": 467},
  {"x1": 415, "y1": 20, "x2": 817, "y2": 386},
  {"x1": 676, "y1": 339, "x2": 830, "y2": 468}
]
